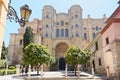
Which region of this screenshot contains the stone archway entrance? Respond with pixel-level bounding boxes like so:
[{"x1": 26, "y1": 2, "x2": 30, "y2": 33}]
[{"x1": 55, "y1": 42, "x2": 68, "y2": 70}]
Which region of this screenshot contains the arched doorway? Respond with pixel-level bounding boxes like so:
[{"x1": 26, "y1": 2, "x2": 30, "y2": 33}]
[
  {"x1": 59, "y1": 57, "x2": 65, "y2": 70},
  {"x1": 55, "y1": 42, "x2": 68, "y2": 70}
]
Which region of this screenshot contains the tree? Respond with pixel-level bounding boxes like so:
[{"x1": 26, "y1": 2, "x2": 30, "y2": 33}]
[
  {"x1": 22, "y1": 43, "x2": 52, "y2": 75},
  {"x1": 64, "y1": 46, "x2": 91, "y2": 75},
  {"x1": 23, "y1": 26, "x2": 33, "y2": 49},
  {"x1": 49, "y1": 57, "x2": 58, "y2": 71},
  {"x1": 1, "y1": 42, "x2": 7, "y2": 59}
]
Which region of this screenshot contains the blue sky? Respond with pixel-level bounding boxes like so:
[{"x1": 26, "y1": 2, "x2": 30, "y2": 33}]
[{"x1": 4, "y1": 0, "x2": 118, "y2": 47}]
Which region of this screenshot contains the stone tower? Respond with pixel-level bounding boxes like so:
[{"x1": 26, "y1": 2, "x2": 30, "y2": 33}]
[{"x1": 68, "y1": 5, "x2": 82, "y2": 38}]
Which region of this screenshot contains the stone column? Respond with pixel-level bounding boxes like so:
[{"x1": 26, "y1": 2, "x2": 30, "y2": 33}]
[
  {"x1": 92, "y1": 67, "x2": 94, "y2": 78},
  {"x1": 16, "y1": 64, "x2": 20, "y2": 77},
  {"x1": 28, "y1": 64, "x2": 31, "y2": 78},
  {"x1": 65, "y1": 64, "x2": 67, "y2": 78}
]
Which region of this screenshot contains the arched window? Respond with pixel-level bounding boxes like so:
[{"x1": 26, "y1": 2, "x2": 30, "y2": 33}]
[
  {"x1": 93, "y1": 33, "x2": 96, "y2": 39},
  {"x1": 84, "y1": 33, "x2": 87, "y2": 40},
  {"x1": 61, "y1": 29, "x2": 64, "y2": 37},
  {"x1": 19, "y1": 39, "x2": 22, "y2": 45},
  {"x1": 96, "y1": 26, "x2": 99, "y2": 30},
  {"x1": 46, "y1": 15, "x2": 49, "y2": 18},
  {"x1": 75, "y1": 14, "x2": 78, "y2": 18},
  {"x1": 56, "y1": 29, "x2": 59, "y2": 37},
  {"x1": 61, "y1": 21, "x2": 64, "y2": 26},
  {"x1": 46, "y1": 33, "x2": 48, "y2": 37},
  {"x1": 75, "y1": 24, "x2": 78, "y2": 27},
  {"x1": 76, "y1": 33, "x2": 79, "y2": 37},
  {"x1": 65, "y1": 29, "x2": 69, "y2": 37},
  {"x1": 46, "y1": 24, "x2": 49, "y2": 28},
  {"x1": 71, "y1": 26, "x2": 73, "y2": 29}
]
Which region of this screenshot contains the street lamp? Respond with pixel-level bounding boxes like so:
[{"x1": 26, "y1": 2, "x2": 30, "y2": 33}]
[{"x1": 7, "y1": 0, "x2": 32, "y2": 27}]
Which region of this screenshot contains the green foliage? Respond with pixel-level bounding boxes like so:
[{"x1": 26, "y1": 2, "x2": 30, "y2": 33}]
[
  {"x1": 23, "y1": 26, "x2": 33, "y2": 49},
  {"x1": 8, "y1": 65, "x2": 15, "y2": 70},
  {"x1": 65, "y1": 46, "x2": 91, "y2": 65},
  {"x1": 0, "y1": 69, "x2": 16, "y2": 76},
  {"x1": 1, "y1": 42, "x2": 7, "y2": 59},
  {"x1": 50, "y1": 57, "x2": 57, "y2": 67},
  {"x1": 64, "y1": 46, "x2": 91, "y2": 75},
  {"x1": 22, "y1": 43, "x2": 52, "y2": 66},
  {"x1": 0, "y1": 60, "x2": 10, "y2": 68},
  {"x1": 7, "y1": 69, "x2": 16, "y2": 75}
]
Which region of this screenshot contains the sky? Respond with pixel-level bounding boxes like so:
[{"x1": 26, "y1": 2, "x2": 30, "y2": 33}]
[{"x1": 4, "y1": 0, "x2": 118, "y2": 47}]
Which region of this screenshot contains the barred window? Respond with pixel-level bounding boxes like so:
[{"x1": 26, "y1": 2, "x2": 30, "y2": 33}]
[
  {"x1": 61, "y1": 21, "x2": 64, "y2": 26},
  {"x1": 65, "y1": 29, "x2": 69, "y2": 37},
  {"x1": 19, "y1": 39, "x2": 22, "y2": 45}
]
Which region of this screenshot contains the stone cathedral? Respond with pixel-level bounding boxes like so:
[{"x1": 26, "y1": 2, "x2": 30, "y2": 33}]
[{"x1": 8, "y1": 5, "x2": 107, "y2": 70}]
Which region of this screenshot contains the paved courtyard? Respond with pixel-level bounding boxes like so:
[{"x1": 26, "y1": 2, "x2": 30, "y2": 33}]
[{"x1": 0, "y1": 71, "x2": 107, "y2": 80}]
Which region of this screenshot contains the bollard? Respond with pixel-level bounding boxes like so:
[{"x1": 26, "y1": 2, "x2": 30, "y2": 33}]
[
  {"x1": 5, "y1": 64, "x2": 8, "y2": 76},
  {"x1": 65, "y1": 64, "x2": 67, "y2": 78},
  {"x1": 78, "y1": 65, "x2": 80, "y2": 79},
  {"x1": 92, "y1": 67, "x2": 94, "y2": 78},
  {"x1": 16, "y1": 64, "x2": 20, "y2": 77},
  {"x1": 41, "y1": 64, "x2": 43, "y2": 77},
  {"x1": 28, "y1": 64, "x2": 31, "y2": 78}
]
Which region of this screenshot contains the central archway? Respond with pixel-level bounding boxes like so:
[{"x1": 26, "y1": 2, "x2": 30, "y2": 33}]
[{"x1": 55, "y1": 42, "x2": 68, "y2": 70}]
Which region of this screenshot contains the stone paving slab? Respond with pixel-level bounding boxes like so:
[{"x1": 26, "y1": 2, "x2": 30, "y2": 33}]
[{"x1": 0, "y1": 71, "x2": 107, "y2": 80}]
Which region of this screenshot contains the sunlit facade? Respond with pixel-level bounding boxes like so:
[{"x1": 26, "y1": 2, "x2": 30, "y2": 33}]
[
  {"x1": 0, "y1": 0, "x2": 8, "y2": 59},
  {"x1": 8, "y1": 5, "x2": 106, "y2": 70}
]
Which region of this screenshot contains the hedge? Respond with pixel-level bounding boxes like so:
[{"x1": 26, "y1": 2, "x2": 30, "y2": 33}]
[{"x1": 0, "y1": 69, "x2": 16, "y2": 76}]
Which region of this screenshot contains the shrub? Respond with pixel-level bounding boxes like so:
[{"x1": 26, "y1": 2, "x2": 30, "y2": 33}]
[
  {"x1": 0, "y1": 69, "x2": 16, "y2": 76},
  {"x1": 8, "y1": 65, "x2": 15, "y2": 70},
  {"x1": 0, "y1": 69, "x2": 5, "y2": 76},
  {"x1": 0, "y1": 60, "x2": 10, "y2": 69},
  {"x1": 7, "y1": 69, "x2": 16, "y2": 75}
]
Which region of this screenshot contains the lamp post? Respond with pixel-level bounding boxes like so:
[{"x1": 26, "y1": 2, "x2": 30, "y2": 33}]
[
  {"x1": 7, "y1": 0, "x2": 32, "y2": 27},
  {"x1": 118, "y1": 0, "x2": 120, "y2": 6}
]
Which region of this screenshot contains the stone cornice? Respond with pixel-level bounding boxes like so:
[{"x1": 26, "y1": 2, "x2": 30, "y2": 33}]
[{"x1": 100, "y1": 18, "x2": 120, "y2": 34}]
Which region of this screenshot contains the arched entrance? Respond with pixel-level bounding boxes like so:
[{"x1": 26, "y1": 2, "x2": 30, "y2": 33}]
[
  {"x1": 55, "y1": 42, "x2": 68, "y2": 70},
  {"x1": 59, "y1": 57, "x2": 65, "y2": 70}
]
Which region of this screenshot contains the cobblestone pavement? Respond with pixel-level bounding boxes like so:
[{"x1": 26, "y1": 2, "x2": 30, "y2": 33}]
[{"x1": 0, "y1": 71, "x2": 107, "y2": 80}]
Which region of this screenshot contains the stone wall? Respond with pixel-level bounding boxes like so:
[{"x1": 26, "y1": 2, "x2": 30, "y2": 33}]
[{"x1": 110, "y1": 41, "x2": 120, "y2": 79}]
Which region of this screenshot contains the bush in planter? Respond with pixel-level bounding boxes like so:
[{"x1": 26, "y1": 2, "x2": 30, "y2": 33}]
[
  {"x1": 0, "y1": 69, "x2": 16, "y2": 76},
  {"x1": 7, "y1": 69, "x2": 16, "y2": 75},
  {"x1": 0, "y1": 69, "x2": 5, "y2": 76},
  {"x1": 8, "y1": 65, "x2": 15, "y2": 70}
]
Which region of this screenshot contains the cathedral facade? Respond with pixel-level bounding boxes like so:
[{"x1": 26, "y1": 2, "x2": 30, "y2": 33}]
[{"x1": 8, "y1": 5, "x2": 107, "y2": 69}]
